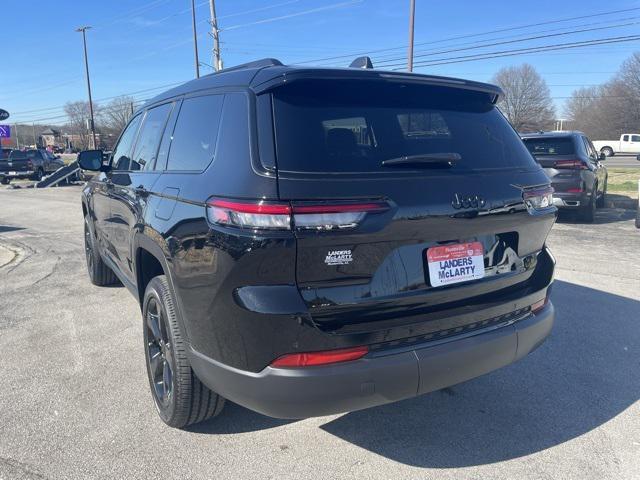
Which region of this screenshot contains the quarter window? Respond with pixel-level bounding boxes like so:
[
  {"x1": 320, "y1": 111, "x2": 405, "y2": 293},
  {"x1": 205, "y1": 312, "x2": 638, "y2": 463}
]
[
  {"x1": 623, "y1": 135, "x2": 629, "y2": 141},
  {"x1": 166, "y1": 95, "x2": 224, "y2": 171},
  {"x1": 111, "y1": 114, "x2": 142, "y2": 171}
]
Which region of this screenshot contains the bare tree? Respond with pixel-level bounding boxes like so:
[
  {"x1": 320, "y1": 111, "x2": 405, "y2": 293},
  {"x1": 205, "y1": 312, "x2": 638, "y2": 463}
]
[
  {"x1": 491, "y1": 64, "x2": 556, "y2": 132},
  {"x1": 101, "y1": 95, "x2": 135, "y2": 137},
  {"x1": 64, "y1": 101, "x2": 97, "y2": 150},
  {"x1": 564, "y1": 52, "x2": 640, "y2": 139}
]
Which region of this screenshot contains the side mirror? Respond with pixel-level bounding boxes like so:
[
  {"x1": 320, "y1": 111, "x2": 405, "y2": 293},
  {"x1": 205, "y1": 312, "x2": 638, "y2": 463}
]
[
  {"x1": 599, "y1": 152, "x2": 607, "y2": 161},
  {"x1": 78, "y1": 150, "x2": 107, "y2": 171}
]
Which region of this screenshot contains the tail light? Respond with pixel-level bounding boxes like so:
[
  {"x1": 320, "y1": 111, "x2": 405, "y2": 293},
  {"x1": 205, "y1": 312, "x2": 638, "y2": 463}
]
[
  {"x1": 207, "y1": 198, "x2": 390, "y2": 231},
  {"x1": 523, "y1": 186, "x2": 554, "y2": 214},
  {"x1": 553, "y1": 159, "x2": 588, "y2": 170},
  {"x1": 531, "y1": 296, "x2": 548, "y2": 314},
  {"x1": 566, "y1": 188, "x2": 583, "y2": 193},
  {"x1": 271, "y1": 346, "x2": 369, "y2": 368}
]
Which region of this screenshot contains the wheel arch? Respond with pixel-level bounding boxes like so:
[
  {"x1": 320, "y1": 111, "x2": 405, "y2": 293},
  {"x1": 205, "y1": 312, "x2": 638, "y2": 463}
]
[{"x1": 134, "y1": 232, "x2": 193, "y2": 346}]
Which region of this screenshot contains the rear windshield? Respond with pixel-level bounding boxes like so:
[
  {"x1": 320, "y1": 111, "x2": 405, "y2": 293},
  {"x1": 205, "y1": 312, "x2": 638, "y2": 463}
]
[
  {"x1": 9, "y1": 150, "x2": 36, "y2": 160},
  {"x1": 522, "y1": 137, "x2": 575, "y2": 156},
  {"x1": 271, "y1": 79, "x2": 537, "y2": 173}
]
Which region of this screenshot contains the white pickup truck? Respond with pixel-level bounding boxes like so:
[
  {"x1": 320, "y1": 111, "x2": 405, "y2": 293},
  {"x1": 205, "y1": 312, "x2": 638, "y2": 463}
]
[{"x1": 593, "y1": 134, "x2": 640, "y2": 156}]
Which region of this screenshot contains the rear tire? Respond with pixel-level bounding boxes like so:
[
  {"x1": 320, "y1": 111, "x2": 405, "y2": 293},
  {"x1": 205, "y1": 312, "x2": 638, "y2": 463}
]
[
  {"x1": 600, "y1": 147, "x2": 614, "y2": 157},
  {"x1": 84, "y1": 215, "x2": 118, "y2": 286},
  {"x1": 579, "y1": 192, "x2": 596, "y2": 223},
  {"x1": 1, "y1": 177, "x2": 9, "y2": 185},
  {"x1": 596, "y1": 181, "x2": 607, "y2": 208},
  {"x1": 143, "y1": 275, "x2": 225, "y2": 428},
  {"x1": 33, "y1": 168, "x2": 44, "y2": 182}
]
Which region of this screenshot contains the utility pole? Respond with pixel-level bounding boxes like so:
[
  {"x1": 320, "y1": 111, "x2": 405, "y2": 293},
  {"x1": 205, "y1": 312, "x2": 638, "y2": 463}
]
[
  {"x1": 191, "y1": 0, "x2": 200, "y2": 78},
  {"x1": 407, "y1": 0, "x2": 416, "y2": 72},
  {"x1": 76, "y1": 26, "x2": 97, "y2": 150},
  {"x1": 209, "y1": 0, "x2": 222, "y2": 71},
  {"x1": 32, "y1": 123, "x2": 37, "y2": 147},
  {"x1": 14, "y1": 123, "x2": 19, "y2": 149}
]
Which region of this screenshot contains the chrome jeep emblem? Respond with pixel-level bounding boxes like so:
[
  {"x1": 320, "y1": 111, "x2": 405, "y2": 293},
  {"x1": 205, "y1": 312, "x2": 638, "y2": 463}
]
[{"x1": 452, "y1": 193, "x2": 486, "y2": 209}]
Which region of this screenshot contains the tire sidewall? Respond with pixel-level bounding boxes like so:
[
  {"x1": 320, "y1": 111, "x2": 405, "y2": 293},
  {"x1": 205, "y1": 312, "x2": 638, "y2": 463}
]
[{"x1": 142, "y1": 277, "x2": 178, "y2": 424}]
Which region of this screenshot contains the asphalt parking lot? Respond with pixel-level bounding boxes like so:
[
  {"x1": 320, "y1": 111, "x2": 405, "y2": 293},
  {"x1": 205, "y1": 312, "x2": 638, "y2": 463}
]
[{"x1": 0, "y1": 186, "x2": 639, "y2": 480}]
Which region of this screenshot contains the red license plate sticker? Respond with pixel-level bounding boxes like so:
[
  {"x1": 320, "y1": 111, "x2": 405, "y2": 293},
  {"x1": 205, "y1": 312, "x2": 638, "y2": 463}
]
[{"x1": 426, "y1": 241, "x2": 485, "y2": 287}]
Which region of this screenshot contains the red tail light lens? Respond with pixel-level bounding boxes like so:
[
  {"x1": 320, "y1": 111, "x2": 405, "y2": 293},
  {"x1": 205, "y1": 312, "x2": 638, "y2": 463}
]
[
  {"x1": 270, "y1": 346, "x2": 369, "y2": 368},
  {"x1": 566, "y1": 188, "x2": 583, "y2": 193},
  {"x1": 523, "y1": 186, "x2": 554, "y2": 213},
  {"x1": 554, "y1": 160, "x2": 587, "y2": 170},
  {"x1": 207, "y1": 199, "x2": 389, "y2": 231},
  {"x1": 531, "y1": 297, "x2": 548, "y2": 314}
]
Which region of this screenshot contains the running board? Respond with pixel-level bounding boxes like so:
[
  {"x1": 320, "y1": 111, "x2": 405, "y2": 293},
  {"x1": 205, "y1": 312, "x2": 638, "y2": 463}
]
[{"x1": 35, "y1": 161, "x2": 80, "y2": 188}]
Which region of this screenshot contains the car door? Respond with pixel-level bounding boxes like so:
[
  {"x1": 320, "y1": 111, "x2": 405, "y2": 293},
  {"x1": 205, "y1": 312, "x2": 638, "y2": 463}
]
[
  {"x1": 93, "y1": 114, "x2": 143, "y2": 262},
  {"x1": 108, "y1": 101, "x2": 175, "y2": 286},
  {"x1": 586, "y1": 137, "x2": 607, "y2": 192},
  {"x1": 582, "y1": 136, "x2": 604, "y2": 195}
]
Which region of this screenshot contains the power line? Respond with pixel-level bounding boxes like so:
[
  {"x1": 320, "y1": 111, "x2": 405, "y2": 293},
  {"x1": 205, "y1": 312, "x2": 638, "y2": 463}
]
[
  {"x1": 389, "y1": 34, "x2": 640, "y2": 69},
  {"x1": 294, "y1": 5, "x2": 640, "y2": 65}
]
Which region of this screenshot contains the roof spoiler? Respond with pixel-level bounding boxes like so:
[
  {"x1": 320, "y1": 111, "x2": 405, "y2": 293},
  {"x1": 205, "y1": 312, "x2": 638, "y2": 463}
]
[{"x1": 349, "y1": 56, "x2": 374, "y2": 69}]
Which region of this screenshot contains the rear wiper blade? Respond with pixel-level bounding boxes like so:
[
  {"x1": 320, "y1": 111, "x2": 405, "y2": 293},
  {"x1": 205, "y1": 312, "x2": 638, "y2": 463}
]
[{"x1": 381, "y1": 152, "x2": 461, "y2": 167}]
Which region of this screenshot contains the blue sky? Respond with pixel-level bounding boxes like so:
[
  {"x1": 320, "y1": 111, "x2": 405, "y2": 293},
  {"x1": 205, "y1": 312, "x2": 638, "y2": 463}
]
[{"x1": 3, "y1": 0, "x2": 640, "y2": 125}]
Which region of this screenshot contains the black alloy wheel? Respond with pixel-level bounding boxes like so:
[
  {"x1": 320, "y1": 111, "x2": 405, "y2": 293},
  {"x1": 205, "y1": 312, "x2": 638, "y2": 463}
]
[{"x1": 145, "y1": 297, "x2": 174, "y2": 407}]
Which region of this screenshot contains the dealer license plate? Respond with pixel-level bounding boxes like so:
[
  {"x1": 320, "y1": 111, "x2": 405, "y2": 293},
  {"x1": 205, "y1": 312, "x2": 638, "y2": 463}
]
[
  {"x1": 427, "y1": 242, "x2": 485, "y2": 287},
  {"x1": 8, "y1": 171, "x2": 16, "y2": 175}
]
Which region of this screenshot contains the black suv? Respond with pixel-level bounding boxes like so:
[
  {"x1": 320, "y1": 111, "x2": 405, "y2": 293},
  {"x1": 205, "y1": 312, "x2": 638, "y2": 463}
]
[
  {"x1": 79, "y1": 58, "x2": 557, "y2": 428},
  {"x1": 521, "y1": 131, "x2": 608, "y2": 222}
]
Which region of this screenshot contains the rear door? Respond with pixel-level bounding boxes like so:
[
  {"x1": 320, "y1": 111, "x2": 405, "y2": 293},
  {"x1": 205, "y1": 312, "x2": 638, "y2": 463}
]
[
  {"x1": 269, "y1": 79, "x2": 556, "y2": 333},
  {"x1": 108, "y1": 101, "x2": 175, "y2": 285}
]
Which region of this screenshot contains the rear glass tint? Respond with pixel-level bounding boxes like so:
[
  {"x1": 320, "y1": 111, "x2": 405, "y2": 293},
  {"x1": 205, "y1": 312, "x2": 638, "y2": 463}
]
[
  {"x1": 522, "y1": 137, "x2": 576, "y2": 156},
  {"x1": 272, "y1": 79, "x2": 536, "y2": 173}
]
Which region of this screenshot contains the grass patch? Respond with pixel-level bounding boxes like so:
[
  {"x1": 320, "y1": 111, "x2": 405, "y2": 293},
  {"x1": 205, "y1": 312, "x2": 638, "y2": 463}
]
[{"x1": 607, "y1": 168, "x2": 639, "y2": 197}]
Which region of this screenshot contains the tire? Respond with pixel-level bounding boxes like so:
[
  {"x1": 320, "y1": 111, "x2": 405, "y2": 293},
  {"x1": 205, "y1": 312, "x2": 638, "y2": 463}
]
[
  {"x1": 33, "y1": 168, "x2": 44, "y2": 182},
  {"x1": 600, "y1": 147, "x2": 614, "y2": 157},
  {"x1": 143, "y1": 275, "x2": 224, "y2": 428},
  {"x1": 84, "y1": 215, "x2": 118, "y2": 286},
  {"x1": 1, "y1": 177, "x2": 9, "y2": 185},
  {"x1": 596, "y1": 180, "x2": 607, "y2": 208},
  {"x1": 579, "y1": 191, "x2": 596, "y2": 223}
]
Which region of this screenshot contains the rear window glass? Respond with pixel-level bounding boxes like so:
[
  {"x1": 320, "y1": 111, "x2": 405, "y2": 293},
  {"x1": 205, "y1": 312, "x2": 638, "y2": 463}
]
[
  {"x1": 166, "y1": 94, "x2": 223, "y2": 171},
  {"x1": 522, "y1": 137, "x2": 575, "y2": 156},
  {"x1": 9, "y1": 150, "x2": 37, "y2": 160},
  {"x1": 272, "y1": 80, "x2": 536, "y2": 173}
]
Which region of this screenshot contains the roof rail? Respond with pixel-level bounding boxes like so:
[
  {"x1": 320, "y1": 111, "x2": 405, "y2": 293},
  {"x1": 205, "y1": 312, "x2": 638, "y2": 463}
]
[
  {"x1": 220, "y1": 58, "x2": 283, "y2": 73},
  {"x1": 349, "y1": 56, "x2": 374, "y2": 69}
]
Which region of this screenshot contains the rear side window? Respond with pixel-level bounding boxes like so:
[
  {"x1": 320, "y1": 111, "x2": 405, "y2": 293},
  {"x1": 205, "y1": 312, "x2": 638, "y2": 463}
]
[
  {"x1": 112, "y1": 114, "x2": 142, "y2": 171},
  {"x1": 272, "y1": 80, "x2": 536, "y2": 174},
  {"x1": 131, "y1": 102, "x2": 173, "y2": 171},
  {"x1": 623, "y1": 135, "x2": 629, "y2": 141},
  {"x1": 166, "y1": 94, "x2": 224, "y2": 171},
  {"x1": 523, "y1": 137, "x2": 576, "y2": 156}
]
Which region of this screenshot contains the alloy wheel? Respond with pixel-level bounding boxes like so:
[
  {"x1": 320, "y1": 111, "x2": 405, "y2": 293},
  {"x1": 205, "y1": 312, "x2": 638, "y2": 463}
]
[{"x1": 145, "y1": 298, "x2": 174, "y2": 407}]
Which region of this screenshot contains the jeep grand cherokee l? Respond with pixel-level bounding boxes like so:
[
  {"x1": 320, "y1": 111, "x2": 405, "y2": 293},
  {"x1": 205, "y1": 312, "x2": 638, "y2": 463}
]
[
  {"x1": 522, "y1": 131, "x2": 608, "y2": 223},
  {"x1": 79, "y1": 58, "x2": 557, "y2": 428}
]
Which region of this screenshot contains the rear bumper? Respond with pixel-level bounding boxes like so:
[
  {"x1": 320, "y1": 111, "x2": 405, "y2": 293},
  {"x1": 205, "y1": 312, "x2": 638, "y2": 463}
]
[{"x1": 189, "y1": 302, "x2": 554, "y2": 419}]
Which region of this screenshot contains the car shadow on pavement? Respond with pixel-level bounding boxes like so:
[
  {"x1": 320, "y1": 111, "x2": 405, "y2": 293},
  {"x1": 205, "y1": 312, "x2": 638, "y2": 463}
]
[
  {"x1": 320, "y1": 280, "x2": 640, "y2": 468},
  {"x1": 556, "y1": 207, "x2": 636, "y2": 225}
]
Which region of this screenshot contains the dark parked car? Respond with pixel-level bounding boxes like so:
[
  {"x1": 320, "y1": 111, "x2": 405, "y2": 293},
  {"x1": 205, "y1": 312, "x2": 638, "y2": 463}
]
[
  {"x1": 521, "y1": 131, "x2": 608, "y2": 222},
  {"x1": 0, "y1": 148, "x2": 64, "y2": 184},
  {"x1": 79, "y1": 58, "x2": 557, "y2": 428}
]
